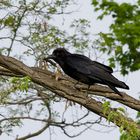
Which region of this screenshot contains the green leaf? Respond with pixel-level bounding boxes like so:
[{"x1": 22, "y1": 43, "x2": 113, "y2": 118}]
[
  {"x1": 10, "y1": 76, "x2": 31, "y2": 92},
  {"x1": 4, "y1": 15, "x2": 15, "y2": 27}
]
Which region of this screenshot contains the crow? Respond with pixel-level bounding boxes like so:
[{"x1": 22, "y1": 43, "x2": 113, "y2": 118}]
[{"x1": 45, "y1": 48, "x2": 129, "y2": 96}]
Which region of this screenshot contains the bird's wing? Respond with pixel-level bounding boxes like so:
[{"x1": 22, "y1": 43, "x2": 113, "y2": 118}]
[
  {"x1": 92, "y1": 61, "x2": 113, "y2": 73},
  {"x1": 66, "y1": 55, "x2": 120, "y2": 85},
  {"x1": 66, "y1": 54, "x2": 93, "y2": 74},
  {"x1": 68, "y1": 54, "x2": 113, "y2": 73},
  {"x1": 67, "y1": 54, "x2": 113, "y2": 74}
]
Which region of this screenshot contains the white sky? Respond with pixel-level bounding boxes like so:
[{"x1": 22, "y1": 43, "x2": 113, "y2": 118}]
[{"x1": 1, "y1": 0, "x2": 140, "y2": 140}]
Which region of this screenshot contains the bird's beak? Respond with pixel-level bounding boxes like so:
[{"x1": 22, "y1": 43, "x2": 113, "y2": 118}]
[
  {"x1": 46, "y1": 54, "x2": 56, "y2": 60},
  {"x1": 43, "y1": 54, "x2": 55, "y2": 62}
]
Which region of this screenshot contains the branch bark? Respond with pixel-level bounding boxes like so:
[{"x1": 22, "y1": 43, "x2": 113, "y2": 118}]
[{"x1": 0, "y1": 54, "x2": 140, "y2": 132}]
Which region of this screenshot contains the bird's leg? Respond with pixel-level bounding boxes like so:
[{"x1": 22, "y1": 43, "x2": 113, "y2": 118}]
[
  {"x1": 85, "y1": 85, "x2": 90, "y2": 97},
  {"x1": 55, "y1": 65, "x2": 63, "y2": 81},
  {"x1": 87, "y1": 85, "x2": 90, "y2": 90}
]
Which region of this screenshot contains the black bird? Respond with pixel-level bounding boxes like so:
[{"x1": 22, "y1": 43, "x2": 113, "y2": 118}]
[{"x1": 46, "y1": 48, "x2": 129, "y2": 96}]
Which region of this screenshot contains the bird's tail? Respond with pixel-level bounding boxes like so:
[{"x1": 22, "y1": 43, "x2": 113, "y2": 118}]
[
  {"x1": 118, "y1": 81, "x2": 129, "y2": 89},
  {"x1": 107, "y1": 76, "x2": 129, "y2": 90},
  {"x1": 107, "y1": 84, "x2": 123, "y2": 96},
  {"x1": 103, "y1": 80, "x2": 124, "y2": 96}
]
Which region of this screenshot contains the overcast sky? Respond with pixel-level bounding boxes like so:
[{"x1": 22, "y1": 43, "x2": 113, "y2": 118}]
[{"x1": 1, "y1": 0, "x2": 140, "y2": 140}]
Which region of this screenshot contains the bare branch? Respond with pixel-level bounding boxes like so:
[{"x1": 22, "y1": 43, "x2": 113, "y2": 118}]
[
  {"x1": 16, "y1": 122, "x2": 50, "y2": 140},
  {"x1": 7, "y1": 4, "x2": 28, "y2": 56},
  {"x1": 0, "y1": 116, "x2": 46, "y2": 123},
  {"x1": 51, "y1": 117, "x2": 102, "y2": 138}
]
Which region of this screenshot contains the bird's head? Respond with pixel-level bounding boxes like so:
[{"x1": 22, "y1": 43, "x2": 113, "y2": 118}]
[{"x1": 47, "y1": 48, "x2": 70, "y2": 64}]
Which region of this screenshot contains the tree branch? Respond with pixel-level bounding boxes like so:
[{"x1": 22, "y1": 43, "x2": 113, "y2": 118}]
[
  {"x1": 0, "y1": 57, "x2": 140, "y2": 112},
  {"x1": 0, "y1": 54, "x2": 140, "y2": 133},
  {"x1": 16, "y1": 122, "x2": 50, "y2": 140}
]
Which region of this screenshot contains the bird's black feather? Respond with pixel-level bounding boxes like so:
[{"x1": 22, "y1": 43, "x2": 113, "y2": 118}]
[{"x1": 46, "y1": 48, "x2": 129, "y2": 95}]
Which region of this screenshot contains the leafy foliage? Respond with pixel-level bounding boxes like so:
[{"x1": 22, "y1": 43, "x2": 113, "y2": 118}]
[
  {"x1": 10, "y1": 76, "x2": 31, "y2": 92},
  {"x1": 92, "y1": 2, "x2": 140, "y2": 139},
  {"x1": 102, "y1": 101, "x2": 140, "y2": 140},
  {"x1": 92, "y1": 0, "x2": 140, "y2": 75}
]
